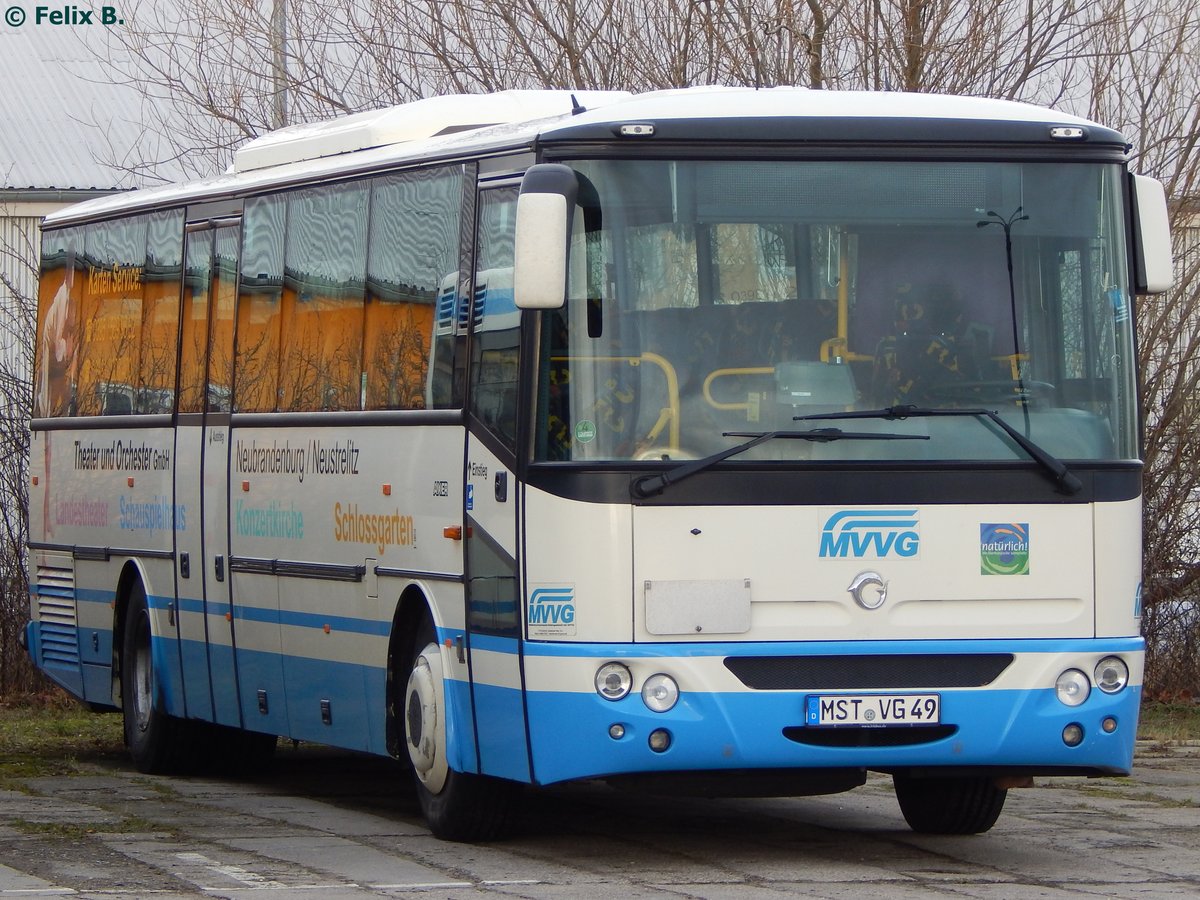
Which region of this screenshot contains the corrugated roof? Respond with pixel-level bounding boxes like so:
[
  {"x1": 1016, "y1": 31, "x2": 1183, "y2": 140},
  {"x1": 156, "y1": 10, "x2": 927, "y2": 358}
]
[{"x1": 0, "y1": 25, "x2": 166, "y2": 191}]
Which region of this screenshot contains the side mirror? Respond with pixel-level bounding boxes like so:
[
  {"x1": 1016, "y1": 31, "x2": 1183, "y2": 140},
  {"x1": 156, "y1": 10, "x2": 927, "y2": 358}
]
[
  {"x1": 514, "y1": 164, "x2": 579, "y2": 309},
  {"x1": 1131, "y1": 174, "x2": 1173, "y2": 294}
]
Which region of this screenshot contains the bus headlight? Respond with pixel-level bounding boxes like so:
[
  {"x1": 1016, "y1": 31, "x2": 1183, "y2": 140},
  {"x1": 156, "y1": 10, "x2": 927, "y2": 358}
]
[
  {"x1": 595, "y1": 662, "x2": 633, "y2": 700},
  {"x1": 641, "y1": 674, "x2": 679, "y2": 712},
  {"x1": 1094, "y1": 657, "x2": 1129, "y2": 694},
  {"x1": 1055, "y1": 669, "x2": 1091, "y2": 707}
]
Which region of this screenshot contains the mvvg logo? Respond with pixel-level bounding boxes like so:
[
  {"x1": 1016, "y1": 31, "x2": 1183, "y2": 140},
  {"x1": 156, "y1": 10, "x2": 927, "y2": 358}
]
[
  {"x1": 528, "y1": 585, "x2": 576, "y2": 633},
  {"x1": 819, "y1": 509, "x2": 920, "y2": 559}
]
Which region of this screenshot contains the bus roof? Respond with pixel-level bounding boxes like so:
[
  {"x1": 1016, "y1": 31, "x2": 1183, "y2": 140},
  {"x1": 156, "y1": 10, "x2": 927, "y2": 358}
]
[
  {"x1": 232, "y1": 90, "x2": 632, "y2": 173},
  {"x1": 548, "y1": 85, "x2": 1102, "y2": 128},
  {"x1": 42, "y1": 86, "x2": 1126, "y2": 229}
]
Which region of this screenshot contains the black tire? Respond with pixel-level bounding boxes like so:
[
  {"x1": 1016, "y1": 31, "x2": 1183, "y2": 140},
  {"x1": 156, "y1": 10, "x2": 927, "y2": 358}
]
[
  {"x1": 416, "y1": 766, "x2": 519, "y2": 842},
  {"x1": 893, "y1": 774, "x2": 1007, "y2": 834},
  {"x1": 404, "y1": 616, "x2": 518, "y2": 841},
  {"x1": 121, "y1": 582, "x2": 195, "y2": 773}
]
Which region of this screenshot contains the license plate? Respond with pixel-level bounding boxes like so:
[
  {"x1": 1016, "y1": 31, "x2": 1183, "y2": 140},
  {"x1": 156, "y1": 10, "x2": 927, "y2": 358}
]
[{"x1": 806, "y1": 693, "x2": 940, "y2": 727}]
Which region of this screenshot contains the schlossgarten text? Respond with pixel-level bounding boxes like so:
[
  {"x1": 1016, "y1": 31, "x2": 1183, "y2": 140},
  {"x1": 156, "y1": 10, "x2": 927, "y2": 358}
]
[{"x1": 333, "y1": 502, "x2": 416, "y2": 554}]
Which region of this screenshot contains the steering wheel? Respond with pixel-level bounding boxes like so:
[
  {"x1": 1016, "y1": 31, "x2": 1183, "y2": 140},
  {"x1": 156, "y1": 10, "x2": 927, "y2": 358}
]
[{"x1": 633, "y1": 446, "x2": 698, "y2": 462}]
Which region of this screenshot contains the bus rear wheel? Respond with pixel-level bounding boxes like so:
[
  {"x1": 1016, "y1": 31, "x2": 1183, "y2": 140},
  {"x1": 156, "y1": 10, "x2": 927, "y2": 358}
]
[
  {"x1": 403, "y1": 618, "x2": 517, "y2": 841},
  {"x1": 121, "y1": 582, "x2": 194, "y2": 773},
  {"x1": 892, "y1": 774, "x2": 1007, "y2": 834}
]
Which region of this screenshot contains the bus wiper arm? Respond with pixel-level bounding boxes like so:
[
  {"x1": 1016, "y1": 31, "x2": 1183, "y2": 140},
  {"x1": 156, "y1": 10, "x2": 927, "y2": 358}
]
[
  {"x1": 630, "y1": 428, "x2": 929, "y2": 499},
  {"x1": 795, "y1": 404, "x2": 1083, "y2": 495}
]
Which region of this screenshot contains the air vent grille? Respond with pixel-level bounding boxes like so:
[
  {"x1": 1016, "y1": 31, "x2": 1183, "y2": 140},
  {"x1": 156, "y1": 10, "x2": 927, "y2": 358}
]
[
  {"x1": 35, "y1": 560, "x2": 78, "y2": 666},
  {"x1": 724, "y1": 653, "x2": 1014, "y2": 690}
]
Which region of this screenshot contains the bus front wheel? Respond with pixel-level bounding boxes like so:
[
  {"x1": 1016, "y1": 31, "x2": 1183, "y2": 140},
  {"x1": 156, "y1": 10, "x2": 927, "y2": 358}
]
[
  {"x1": 403, "y1": 619, "x2": 516, "y2": 841},
  {"x1": 892, "y1": 774, "x2": 1007, "y2": 834}
]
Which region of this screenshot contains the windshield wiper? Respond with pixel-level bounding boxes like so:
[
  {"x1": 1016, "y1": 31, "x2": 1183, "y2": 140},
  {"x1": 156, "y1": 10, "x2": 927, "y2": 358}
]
[
  {"x1": 630, "y1": 428, "x2": 929, "y2": 499},
  {"x1": 794, "y1": 404, "x2": 1082, "y2": 495}
]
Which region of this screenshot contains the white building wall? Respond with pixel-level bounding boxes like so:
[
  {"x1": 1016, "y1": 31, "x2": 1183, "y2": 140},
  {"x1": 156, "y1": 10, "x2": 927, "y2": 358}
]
[{"x1": 0, "y1": 209, "x2": 50, "y2": 385}]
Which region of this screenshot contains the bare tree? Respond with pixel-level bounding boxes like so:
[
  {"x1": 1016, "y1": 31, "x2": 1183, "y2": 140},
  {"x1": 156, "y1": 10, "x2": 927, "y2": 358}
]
[
  {"x1": 89, "y1": 0, "x2": 411, "y2": 180},
  {"x1": 0, "y1": 210, "x2": 39, "y2": 695},
  {"x1": 47, "y1": 0, "x2": 1200, "y2": 697},
  {"x1": 1085, "y1": 3, "x2": 1200, "y2": 696}
]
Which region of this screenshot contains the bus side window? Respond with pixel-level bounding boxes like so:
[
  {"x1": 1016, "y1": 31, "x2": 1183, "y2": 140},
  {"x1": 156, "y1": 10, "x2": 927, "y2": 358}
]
[
  {"x1": 236, "y1": 195, "x2": 286, "y2": 413},
  {"x1": 235, "y1": 166, "x2": 469, "y2": 414},
  {"x1": 470, "y1": 188, "x2": 520, "y2": 448},
  {"x1": 76, "y1": 217, "x2": 149, "y2": 416},
  {"x1": 364, "y1": 166, "x2": 465, "y2": 410},
  {"x1": 140, "y1": 211, "x2": 183, "y2": 414},
  {"x1": 34, "y1": 227, "x2": 82, "y2": 417},
  {"x1": 279, "y1": 183, "x2": 368, "y2": 412}
]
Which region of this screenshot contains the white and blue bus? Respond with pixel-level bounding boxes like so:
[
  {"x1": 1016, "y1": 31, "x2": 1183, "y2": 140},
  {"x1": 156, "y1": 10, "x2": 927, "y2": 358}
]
[{"x1": 25, "y1": 87, "x2": 1172, "y2": 840}]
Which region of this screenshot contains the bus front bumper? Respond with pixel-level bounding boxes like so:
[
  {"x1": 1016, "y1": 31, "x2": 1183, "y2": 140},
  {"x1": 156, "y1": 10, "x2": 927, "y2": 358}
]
[{"x1": 519, "y1": 639, "x2": 1143, "y2": 786}]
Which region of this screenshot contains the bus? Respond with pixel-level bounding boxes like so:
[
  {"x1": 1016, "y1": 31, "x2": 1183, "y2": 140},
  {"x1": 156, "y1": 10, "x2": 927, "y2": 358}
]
[{"x1": 24, "y1": 87, "x2": 1173, "y2": 841}]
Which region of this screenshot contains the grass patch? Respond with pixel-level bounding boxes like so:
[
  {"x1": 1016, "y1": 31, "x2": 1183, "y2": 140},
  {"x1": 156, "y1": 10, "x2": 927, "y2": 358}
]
[
  {"x1": 1137, "y1": 700, "x2": 1200, "y2": 743},
  {"x1": 0, "y1": 700, "x2": 124, "y2": 786},
  {"x1": 1072, "y1": 784, "x2": 1197, "y2": 808},
  {"x1": 1124, "y1": 790, "x2": 1197, "y2": 808},
  {"x1": 11, "y1": 815, "x2": 171, "y2": 838},
  {"x1": 132, "y1": 777, "x2": 182, "y2": 799},
  {"x1": 11, "y1": 821, "x2": 99, "y2": 840}
]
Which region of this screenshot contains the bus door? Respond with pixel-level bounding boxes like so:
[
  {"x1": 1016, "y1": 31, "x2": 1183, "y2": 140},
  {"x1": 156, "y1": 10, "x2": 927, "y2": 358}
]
[
  {"x1": 173, "y1": 219, "x2": 241, "y2": 728},
  {"x1": 464, "y1": 185, "x2": 531, "y2": 782}
]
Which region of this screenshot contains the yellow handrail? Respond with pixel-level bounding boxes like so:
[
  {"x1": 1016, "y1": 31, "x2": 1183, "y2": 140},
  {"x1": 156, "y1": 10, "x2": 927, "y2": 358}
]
[
  {"x1": 819, "y1": 231, "x2": 872, "y2": 364},
  {"x1": 550, "y1": 352, "x2": 681, "y2": 449},
  {"x1": 838, "y1": 233, "x2": 849, "y2": 350},
  {"x1": 819, "y1": 336, "x2": 873, "y2": 364},
  {"x1": 992, "y1": 353, "x2": 1029, "y2": 381},
  {"x1": 702, "y1": 366, "x2": 775, "y2": 413}
]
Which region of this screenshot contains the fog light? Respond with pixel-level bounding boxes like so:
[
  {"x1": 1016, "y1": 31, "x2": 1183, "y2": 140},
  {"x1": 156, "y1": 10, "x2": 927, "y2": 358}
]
[
  {"x1": 1102, "y1": 716, "x2": 1118, "y2": 733},
  {"x1": 1063, "y1": 723, "x2": 1084, "y2": 746},
  {"x1": 641, "y1": 673, "x2": 679, "y2": 712},
  {"x1": 608, "y1": 723, "x2": 626, "y2": 740},
  {"x1": 648, "y1": 729, "x2": 672, "y2": 752},
  {"x1": 595, "y1": 662, "x2": 632, "y2": 700},
  {"x1": 1094, "y1": 656, "x2": 1129, "y2": 694},
  {"x1": 1055, "y1": 669, "x2": 1091, "y2": 707}
]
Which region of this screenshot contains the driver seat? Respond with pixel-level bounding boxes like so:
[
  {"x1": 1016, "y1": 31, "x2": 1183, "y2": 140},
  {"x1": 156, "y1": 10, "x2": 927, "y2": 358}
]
[{"x1": 870, "y1": 286, "x2": 979, "y2": 406}]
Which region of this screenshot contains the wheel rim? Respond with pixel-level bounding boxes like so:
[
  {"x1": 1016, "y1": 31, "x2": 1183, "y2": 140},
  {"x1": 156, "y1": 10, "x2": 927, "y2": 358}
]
[
  {"x1": 132, "y1": 612, "x2": 153, "y2": 733},
  {"x1": 404, "y1": 643, "x2": 448, "y2": 794}
]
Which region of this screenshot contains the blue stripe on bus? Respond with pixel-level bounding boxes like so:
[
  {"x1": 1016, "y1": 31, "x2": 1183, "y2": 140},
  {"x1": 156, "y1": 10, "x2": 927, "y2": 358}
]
[
  {"x1": 152, "y1": 595, "x2": 394, "y2": 638},
  {"x1": 64, "y1": 585, "x2": 392, "y2": 639},
  {"x1": 522, "y1": 636, "x2": 1147, "y2": 658},
  {"x1": 463, "y1": 631, "x2": 521, "y2": 653},
  {"x1": 76, "y1": 588, "x2": 116, "y2": 605},
  {"x1": 233, "y1": 605, "x2": 393, "y2": 637},
  {"x1": 27, "y1": 609, "x2": 1145, "y2": 789},
  {"x1": 524, "y1": 682, "x2": 1143, "y2": 786}
]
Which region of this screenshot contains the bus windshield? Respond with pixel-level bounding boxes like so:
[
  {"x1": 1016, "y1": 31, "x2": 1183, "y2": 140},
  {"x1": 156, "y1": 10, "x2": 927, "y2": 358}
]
[{"x1": 533, "y1": 158, "x2": 1137, "y2": 466}]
